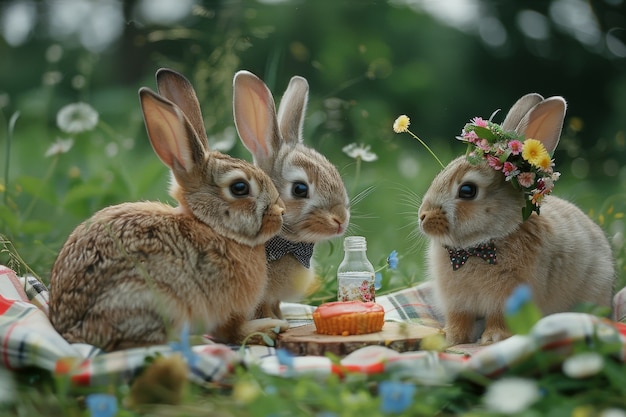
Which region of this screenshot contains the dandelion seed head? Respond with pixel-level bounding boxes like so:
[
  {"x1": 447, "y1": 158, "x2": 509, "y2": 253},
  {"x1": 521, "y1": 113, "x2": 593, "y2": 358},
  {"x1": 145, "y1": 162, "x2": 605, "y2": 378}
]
[
  {"x1": 57, "y1": 102, "x2": 99, "y2": 134},
  {"x1": 393, "y1": 115, "x2": 410, "y2": 133}
]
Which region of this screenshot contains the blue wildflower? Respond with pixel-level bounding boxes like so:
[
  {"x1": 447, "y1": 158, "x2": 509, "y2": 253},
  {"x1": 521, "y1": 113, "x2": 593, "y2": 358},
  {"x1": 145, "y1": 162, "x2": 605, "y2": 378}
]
[
  {"x1": 85, "y1": 393, "x2": 117, "y2": 417},
  {"x1": 374, "y1": 272, "x2": 382, "y2": 291},
  {"x1": 504, "y1": 284, "x2": 542, "y2": 335},
  {"x1": 276, "y1": 348, "x2": 295, "y2": 375},
  {"x1": 505, "y1": 284, "x2": 532, "y2": 315},
  {"x1": 379, "y1": 381, "x2": 415, "y2": 413},
  {"x1": 386, "y1": 250, "x2": 398, "y2": 270},
  {"x1": 169, "y1": 322, "x2": 198, "y2": 369}
]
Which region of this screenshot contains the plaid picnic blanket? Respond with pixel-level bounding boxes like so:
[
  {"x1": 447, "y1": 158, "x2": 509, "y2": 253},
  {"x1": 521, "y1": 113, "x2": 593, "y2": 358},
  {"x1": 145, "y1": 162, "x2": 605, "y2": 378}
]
[{"x1": 1, "y1": 263, "x2": 626, "y2": 386}]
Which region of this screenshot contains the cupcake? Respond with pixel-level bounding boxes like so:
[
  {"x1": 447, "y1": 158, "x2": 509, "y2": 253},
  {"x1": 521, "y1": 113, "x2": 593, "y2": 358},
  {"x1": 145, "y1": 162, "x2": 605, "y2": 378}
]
[{"x1": 312, "y1": 301, "x2": 384, "y2": 336}]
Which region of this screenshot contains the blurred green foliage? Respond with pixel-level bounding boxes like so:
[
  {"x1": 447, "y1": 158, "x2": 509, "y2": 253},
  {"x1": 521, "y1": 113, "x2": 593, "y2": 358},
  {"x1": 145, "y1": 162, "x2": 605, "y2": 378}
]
[{"x1": 0, "y1": 0, "x2": 625, "y2": 295}]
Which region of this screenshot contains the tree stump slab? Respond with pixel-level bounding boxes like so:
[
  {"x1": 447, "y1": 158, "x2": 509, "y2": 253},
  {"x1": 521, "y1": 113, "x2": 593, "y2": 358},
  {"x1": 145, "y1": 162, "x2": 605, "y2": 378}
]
[{"x1": 277, "y1": 322, "x2": 441, "y2": 357}]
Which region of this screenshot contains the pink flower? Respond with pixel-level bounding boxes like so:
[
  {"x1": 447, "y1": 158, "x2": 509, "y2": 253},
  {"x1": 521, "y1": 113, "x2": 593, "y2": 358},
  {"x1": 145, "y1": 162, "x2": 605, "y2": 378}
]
[
  {"x1": 517, "y1": 172, "x2": 536, "y2": 188},
  {"x1": 472, "y1": 117, "x2": 488, "y2": 127},
  {"x1": 503, "y1": 161, "x2": 519, "y2": 179},
  {"x1": 487, "y1": 155, "x2": 503, "y2": 170},
  {"x1": 508, "y1": 140, "x2": 523, "y2": 155},
  {"x1": 478, "y1": 139, "x2": 491, "y2": 152},
  {"x1": 463, "y1": 130, "x2": 479, "y2": 143}
]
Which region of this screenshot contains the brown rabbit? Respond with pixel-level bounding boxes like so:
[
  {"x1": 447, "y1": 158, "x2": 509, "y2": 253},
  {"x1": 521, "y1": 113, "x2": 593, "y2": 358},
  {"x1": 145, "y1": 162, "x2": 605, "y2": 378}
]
[
  {"x1": 232, "y1": 71, "x2": 351, "y2": 320},
  {"x1": 418, "y1": 93, "x2": 615, "y2": 346},
  {"x1": 49, "y1": 69, "x2": 287, "y2": 351}
]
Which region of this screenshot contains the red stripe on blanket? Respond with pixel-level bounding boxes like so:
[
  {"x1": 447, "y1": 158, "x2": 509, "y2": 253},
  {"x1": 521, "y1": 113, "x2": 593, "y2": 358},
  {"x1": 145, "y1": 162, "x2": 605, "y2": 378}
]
[
  {"x1": 1, "y1": 296, "x2": 18, "y2": 369},
  {"x1": 0, "y1": 294, "x2": 15, "y2": 315}
]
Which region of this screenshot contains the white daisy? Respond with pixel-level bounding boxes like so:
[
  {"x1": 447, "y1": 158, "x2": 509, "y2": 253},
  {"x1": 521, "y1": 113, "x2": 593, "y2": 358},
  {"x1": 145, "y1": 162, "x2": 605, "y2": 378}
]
[
  {"x1": 342, "y1": 143, "x2": 378, "y2": 162},
  {"x1": 483, "y1": 377, "x2": 540, "y2": 414},
  {"x1": 56, "y1": 102, "x2": 99, "y2": 134}
]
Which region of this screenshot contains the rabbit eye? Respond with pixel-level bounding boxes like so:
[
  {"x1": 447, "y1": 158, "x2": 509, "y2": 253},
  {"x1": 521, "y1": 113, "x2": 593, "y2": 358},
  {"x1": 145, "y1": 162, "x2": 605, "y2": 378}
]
[
  {"x1": 458, "y1": 183, "x2": 477, "y2": 199},
  {"x1": 292, "y1": 182, "x2": 309, "y2": 198},
  {"x1": 230, "y1": 181, "x2": 250, "y2": 197}
]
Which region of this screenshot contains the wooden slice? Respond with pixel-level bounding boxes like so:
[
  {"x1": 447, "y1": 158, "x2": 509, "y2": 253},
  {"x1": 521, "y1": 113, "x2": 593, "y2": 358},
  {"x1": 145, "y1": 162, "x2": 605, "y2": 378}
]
[{"x1": 277, "y1": 322, "x2": 441, "y2": 357}]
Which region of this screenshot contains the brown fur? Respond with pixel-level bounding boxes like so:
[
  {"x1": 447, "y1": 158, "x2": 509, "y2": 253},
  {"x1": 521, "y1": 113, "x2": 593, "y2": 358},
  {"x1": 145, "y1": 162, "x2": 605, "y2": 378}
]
[
  {"x1": 49, "y1": 69, "x2": 287, "y2": 351},
  {"x1": 419, "y1": 95, "x2": 615, "y2": 345},
  {"x1": 234, "y1": 71, "x2": 350, "y2": 319}
]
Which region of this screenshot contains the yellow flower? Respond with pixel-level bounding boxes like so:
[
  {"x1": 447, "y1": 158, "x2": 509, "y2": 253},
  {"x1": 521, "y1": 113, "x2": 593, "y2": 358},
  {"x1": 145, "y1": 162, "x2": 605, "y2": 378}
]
[
  {"x1": 536, "y1": 154, "x2": 552, "y2": 171},
  {"x1": 521, "y1": 139, "x2": 550, "y2": 168},
  {"x1": 393, "y1": 115, "x2": 410, "y2": 133}
]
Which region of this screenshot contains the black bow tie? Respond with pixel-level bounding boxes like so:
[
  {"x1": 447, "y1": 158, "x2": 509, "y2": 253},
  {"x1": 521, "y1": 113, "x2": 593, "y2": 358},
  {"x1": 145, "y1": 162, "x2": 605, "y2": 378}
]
[
  {"x1": 265, "y1": 236, "x2": 314, "y2": 268},
  {"x1": 446, "y1": 240, "x2": 497, "y2": 271}
]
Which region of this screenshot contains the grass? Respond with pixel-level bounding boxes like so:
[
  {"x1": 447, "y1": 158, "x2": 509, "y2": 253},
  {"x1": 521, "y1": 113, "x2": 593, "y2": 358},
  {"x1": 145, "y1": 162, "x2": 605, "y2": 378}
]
[{"x1": 1, "y1": 60, "x2": 626, "y2": 417}]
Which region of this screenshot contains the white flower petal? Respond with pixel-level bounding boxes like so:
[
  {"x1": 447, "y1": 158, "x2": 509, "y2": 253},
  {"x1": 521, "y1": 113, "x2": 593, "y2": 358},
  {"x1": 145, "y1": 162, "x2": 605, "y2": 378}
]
[
  {"x1": 483, "y1": 377, "x2": 540, "y2": 414},
  {"x1": 563, "y1": 352, "x2": 604, "y2": 379},
  {"x1": 56, "y1": 102, "x2": 99, "y2": 134}
]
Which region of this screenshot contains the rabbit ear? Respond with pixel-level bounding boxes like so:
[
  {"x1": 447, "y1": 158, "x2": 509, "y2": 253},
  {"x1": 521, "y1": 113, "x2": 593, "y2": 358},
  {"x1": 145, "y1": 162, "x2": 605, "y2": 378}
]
[
  {"x1": 516, "y1": 96, "x2": 567, "y2": 155},
  {"x1": 277, "y1": 76, "x2": 308, "y2": 145},
  {"x1": 501, "y1": 93, "x2": 544, "y2": 131},
  {"x1": 233, "y1": 70, "x2": 281, "y2": 169},
  {"x1": 139, "y1": 87, "x2": 206, "y2": 175},
  {"x1": 155, "y1": 68, "x2": 209, "y2": 147}
]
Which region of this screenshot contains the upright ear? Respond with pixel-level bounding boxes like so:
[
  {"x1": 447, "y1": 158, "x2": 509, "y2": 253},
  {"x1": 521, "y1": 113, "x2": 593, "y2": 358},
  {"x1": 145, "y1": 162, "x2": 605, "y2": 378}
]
[
  {"x1": 517, "y1": 96, "x2": 567, "y2": 155},
  {"x1": 277, "y1": 75, "x2": 308, "y2": 145},
  {"x1": 156, "y1": 68, "x2": 209, "y2": 147},
  {"x1": 139, "y1": 87, "x2": 206, "y2": 175},
  {"x1": 501, "y1": 93, "x2": 544, "y2": 131},
  {"x1": 233, "y1": 70, "x2": 281, "y2": 168}
]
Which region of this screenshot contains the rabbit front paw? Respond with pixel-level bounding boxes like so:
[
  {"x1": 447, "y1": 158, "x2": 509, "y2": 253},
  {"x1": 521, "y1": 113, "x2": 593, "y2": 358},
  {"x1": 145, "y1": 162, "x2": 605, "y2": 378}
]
[
  {"x1": 479, "y1": 314, "x2": 511, "y2": 345},
  {"x1": 444, "y1": 310, "x2": 475, "y2": 346},
  {"x1": 241, "y1": 318, "x2": 290, "y2": 345}
]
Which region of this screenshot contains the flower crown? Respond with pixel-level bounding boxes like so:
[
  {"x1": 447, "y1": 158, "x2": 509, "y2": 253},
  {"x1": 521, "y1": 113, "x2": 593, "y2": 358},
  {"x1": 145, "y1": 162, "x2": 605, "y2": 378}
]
[{"x1": 457, "y1": 117, "x2": 560, "y2": 220}]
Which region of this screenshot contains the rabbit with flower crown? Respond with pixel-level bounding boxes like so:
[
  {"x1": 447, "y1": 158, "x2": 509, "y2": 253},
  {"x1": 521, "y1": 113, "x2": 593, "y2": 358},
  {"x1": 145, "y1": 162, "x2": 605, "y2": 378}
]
[{"x1": 418, "y1": 93, "x2": 615, "y2": 346}]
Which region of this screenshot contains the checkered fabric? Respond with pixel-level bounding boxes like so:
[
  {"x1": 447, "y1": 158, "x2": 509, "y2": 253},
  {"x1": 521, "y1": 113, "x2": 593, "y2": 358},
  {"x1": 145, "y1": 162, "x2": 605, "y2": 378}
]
[{"x1": 1, "y1": 263, "x2": 626, "y2": 385}]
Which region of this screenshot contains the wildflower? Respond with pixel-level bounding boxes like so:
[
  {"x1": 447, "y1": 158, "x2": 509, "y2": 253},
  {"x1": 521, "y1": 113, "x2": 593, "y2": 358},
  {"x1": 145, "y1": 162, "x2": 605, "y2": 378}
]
[
  {"x1": 233, "y1": 380, "x2": 261, "y2": 404},
  {"x1": 462, "y1": 129, "x2": 479, "y2": 143},
  {"x1": 169, "y1": 322, "x2": 199, "y2": 369},
  {"x1": 483, "y1": 377, "x2": 540, "y2": 414},
  {"x1": 535, "y1": 153, "x2": 553, "y2": 172},
  {"x1": 601, "y1": 409, "x2": 626, "y2": 417},
  {"x1": 393, "y1": 115, "x2": 445, "y2": 168},
  {"x1": 503, "y1": 161, "x2": 519, "y2": 180},
  {"x1": 477, "y1": 138, "x2": 491, "y2": 152},
  {"x1": 486, "y1": 155, "x2": 503, "y2": 170},
  {"x1": 342, "y1": 143, "x2": 378, "y2": 162},
  {"x1": 276, "y1": 349, "x2": 295, "y2": 375},
  {"x1": 56, "y1": 102, "x2": 99, "y2": 134},
  {"x1": 378, "y1": 381, "x2": 416, "y2": 413},
  {"x1": 471, "y1": 116, "x2": 488, "y2": 127},
  {"x1": 85, "y1": 393, "x2": 118, "y2": 417},
  {"x1": 505, "y1": 284, "x2": 532, "y2": 315},
  {"x1": 45, "y1": 138, "x2": 74, "y2": 157},
  {"x1": 374, "y1": 272, "x2": 382, "y2": 290},
  {"x1": 392, "y1": 115, "x2": 410, "y2": 133},
  {"x1": 521, "y1": 138, "x2": 550, "y2": 168},
  {"x1": 517, "y1": 171, "x2": 536, "y2": 188},
  {"x1": 563, "y1": 352, "x2": 604, "y2": 378},
  {"x1": 508, "y1": 139, "x2": 523, "y2": 155},
  {"x1": 386, "y1": 250, "x2": 398, "y2": 270},
  {"x1": 460, "y1": 118, "x2": 559, "y2": 220}
]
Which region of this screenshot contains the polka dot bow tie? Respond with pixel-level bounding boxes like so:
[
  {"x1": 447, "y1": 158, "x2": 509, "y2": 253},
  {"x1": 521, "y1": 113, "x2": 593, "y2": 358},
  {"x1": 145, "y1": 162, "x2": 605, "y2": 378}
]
[
  {"x1": 265, "y1": 235, "x2": 314, "y2": 268},
  {"x1": 446, "y1": 240, "x2": 497, "y2": 271}
]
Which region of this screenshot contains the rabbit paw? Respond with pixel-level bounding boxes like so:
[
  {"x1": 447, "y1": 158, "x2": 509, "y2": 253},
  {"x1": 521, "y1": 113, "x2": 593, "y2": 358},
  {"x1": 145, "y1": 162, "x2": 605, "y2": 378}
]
[
  {"x1": 443, "y1": 310, "x2": 475, "y2": 346},
  {"x1": 241, "y1": 318, "x2": 290, "y2": 345},
  {"x1": 479, "y1": 315, "x2": 511, "y2": 345}
]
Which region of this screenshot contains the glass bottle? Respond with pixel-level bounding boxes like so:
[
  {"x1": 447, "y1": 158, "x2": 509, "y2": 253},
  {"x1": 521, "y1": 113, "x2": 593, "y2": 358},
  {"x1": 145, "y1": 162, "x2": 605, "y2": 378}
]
[{"x1": 337, "y1": 236, "x2": 376, "y2": 302}]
